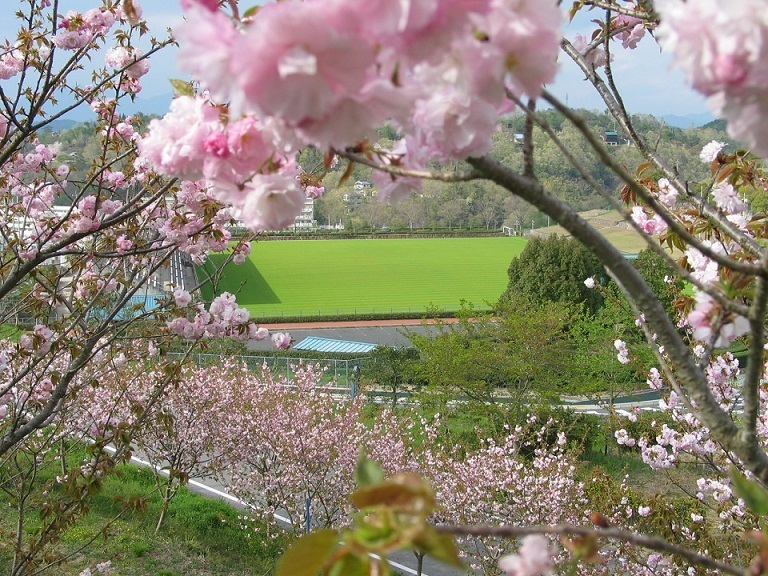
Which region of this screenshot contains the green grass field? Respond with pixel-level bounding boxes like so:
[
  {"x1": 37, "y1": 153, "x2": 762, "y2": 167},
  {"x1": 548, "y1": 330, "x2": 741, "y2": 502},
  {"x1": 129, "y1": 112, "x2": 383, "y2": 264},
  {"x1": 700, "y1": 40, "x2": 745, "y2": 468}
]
[{"x1": 199, "y1": 237, "x2": 527, "y2": 317}]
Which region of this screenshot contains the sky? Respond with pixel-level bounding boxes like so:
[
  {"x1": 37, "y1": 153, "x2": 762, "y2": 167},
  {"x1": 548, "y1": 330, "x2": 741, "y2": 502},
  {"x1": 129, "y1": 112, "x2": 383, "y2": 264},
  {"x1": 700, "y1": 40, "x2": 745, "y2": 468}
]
[{"x1": 0, "y1": 1, "x2": 712, "y2": 121}]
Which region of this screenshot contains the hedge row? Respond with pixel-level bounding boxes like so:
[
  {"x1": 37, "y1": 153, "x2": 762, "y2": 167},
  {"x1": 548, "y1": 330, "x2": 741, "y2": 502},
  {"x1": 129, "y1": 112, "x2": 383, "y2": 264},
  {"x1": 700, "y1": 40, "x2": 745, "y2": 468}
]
[
  {"x1": 230, "y1": 229, "x2": 507, "y2": 241},
  {"x1": 251, "y1": 310, "x2": 457, "y2": 324}
]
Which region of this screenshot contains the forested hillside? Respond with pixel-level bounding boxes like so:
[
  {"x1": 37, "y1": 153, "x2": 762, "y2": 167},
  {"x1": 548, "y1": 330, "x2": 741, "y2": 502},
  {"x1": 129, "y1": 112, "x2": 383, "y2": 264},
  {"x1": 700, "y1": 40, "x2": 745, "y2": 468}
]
[
  {"x1": 41, "y1": 109, "x2": 734, "y2": 230},
  {"x1": 317, "y1": 109, "x2": 735, "y2": 231}
]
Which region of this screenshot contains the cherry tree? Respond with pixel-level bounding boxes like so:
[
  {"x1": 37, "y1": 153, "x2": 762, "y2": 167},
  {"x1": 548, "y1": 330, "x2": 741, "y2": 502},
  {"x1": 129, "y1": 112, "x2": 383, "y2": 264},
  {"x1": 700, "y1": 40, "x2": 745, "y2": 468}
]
[
  {"x1": 0, "y1": 1, "x2": 294, "y2": 572},
  {"x1": 209, "y1": 363, "x2": 369, "y2": 535},
  {"x1": 162, "y1": 360, "x2": 660, "y2": 575},
  {"x1": 139, "y1": 0, "x2": 768, "y2": 574}
]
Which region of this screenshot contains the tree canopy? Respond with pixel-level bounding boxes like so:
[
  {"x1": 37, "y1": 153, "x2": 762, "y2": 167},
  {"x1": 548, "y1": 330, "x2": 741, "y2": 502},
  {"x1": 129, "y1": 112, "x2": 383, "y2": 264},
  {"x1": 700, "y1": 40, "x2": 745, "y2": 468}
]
[{"x1": 501, "y1": 235, "x2": 609, "y2": 314}]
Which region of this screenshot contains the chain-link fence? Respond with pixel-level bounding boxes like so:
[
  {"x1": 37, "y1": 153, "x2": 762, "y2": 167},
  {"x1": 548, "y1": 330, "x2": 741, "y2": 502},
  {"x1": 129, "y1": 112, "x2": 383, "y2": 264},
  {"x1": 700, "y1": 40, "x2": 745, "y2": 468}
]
[{"x1": 171, "y1": 353, "x2": 368, "y2": 398}]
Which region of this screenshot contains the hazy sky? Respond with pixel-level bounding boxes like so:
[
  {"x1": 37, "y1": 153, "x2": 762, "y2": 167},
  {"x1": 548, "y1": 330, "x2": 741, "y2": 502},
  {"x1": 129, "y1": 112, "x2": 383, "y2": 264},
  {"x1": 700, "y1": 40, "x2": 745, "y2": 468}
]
[{"x1": 0, "y1": 2, "x2": 711, "y2": 119}]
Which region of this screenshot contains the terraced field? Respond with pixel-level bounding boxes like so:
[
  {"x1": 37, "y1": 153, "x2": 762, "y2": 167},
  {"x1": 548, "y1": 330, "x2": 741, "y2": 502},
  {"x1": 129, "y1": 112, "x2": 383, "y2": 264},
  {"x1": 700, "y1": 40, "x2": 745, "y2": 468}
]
[{"x1": 199, "y1": 237, "x2": 527, "y2": 318}]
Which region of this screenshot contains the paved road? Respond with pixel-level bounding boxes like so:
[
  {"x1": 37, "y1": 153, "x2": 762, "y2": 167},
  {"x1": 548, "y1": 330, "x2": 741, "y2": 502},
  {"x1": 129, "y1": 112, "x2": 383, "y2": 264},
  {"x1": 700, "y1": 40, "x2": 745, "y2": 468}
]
[
  {"x1": 122, "y1": 450, "x2": 460, "y2": 576},
  {"x1": 245, "y1": 320, "x2": 453, "y2": 351}
]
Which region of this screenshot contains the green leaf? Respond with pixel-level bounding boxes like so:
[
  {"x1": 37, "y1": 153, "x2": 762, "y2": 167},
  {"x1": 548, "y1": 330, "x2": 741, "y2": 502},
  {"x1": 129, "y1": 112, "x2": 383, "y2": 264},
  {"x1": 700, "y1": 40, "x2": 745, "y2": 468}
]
[
  {"x1": 243, "y1": 5, "x2": 261, "y2": 19},
  {"x1": 328, "y1": 553, "x2": 370, "y2": 576},
  {"x1": 731, "y1": 467, "x2": 768, "y2": 516},
  {"x1": 350, "y1": 474, "x2": 435, "y2": 514},
  {"x1": 276, "y1": 529, "x2": 337, "y2": 576},
  {"x1": 356, "y1": 454, "x2": 385, "y2": 488},
  {"x1": 169, "y1": 79, "x2": 194, "y2": 98},
  {"x1": 414, "y1": 527, "x2": 464, "y2": 568}
]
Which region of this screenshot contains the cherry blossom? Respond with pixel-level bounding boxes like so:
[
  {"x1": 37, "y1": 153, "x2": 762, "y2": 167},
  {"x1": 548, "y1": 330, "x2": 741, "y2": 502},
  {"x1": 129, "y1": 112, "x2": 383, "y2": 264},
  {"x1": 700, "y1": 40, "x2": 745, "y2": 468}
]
[
  {"x1": 711, "y1": 181, "x2": 747, "y2": 214},
  {"x1": 271, "y1": 332, "x2": 291, "y2": 350},
  {"x1": 498, "y1": 535, "x2": 556, "y2": 576},
  {"x1": 573, "y1": 34, "x2": 610, "y2": 68},
  {"x1": 699, "y1": 140, "x2": 727, "y2": 163},
  {"x1": 613, "y1": 13, "x2": 646, "y2": 49},
  {"x1": 656, "y1": 178, "x2": 678, "y2": 207},
  {"x1": 687, "y1": 291, "x2": 750, "y2": 347},
  {"x1": 614, "y1": 339, "x2": 630, "y2": 364},
  {"x1": 657, "y1": 0, "x2": 768, "y2": 157}
]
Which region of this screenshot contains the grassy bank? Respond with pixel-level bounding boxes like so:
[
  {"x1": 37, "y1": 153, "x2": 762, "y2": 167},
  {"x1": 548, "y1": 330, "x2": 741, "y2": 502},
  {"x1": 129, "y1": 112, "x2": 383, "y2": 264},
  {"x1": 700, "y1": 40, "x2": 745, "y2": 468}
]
[{"x1": 0, "y1": 464, "x2": 285, "y2": 576}]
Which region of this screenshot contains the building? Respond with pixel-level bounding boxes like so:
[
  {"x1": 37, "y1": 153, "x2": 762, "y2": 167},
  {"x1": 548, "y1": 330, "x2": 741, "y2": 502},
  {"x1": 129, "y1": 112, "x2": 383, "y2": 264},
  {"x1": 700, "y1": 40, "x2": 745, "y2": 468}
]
[
  {"x1": 604, "y1": 131, "x2": 620, "y2": 146},
  {"x1": 293, "y1": 197, "x2": 316, "y2": 230}
]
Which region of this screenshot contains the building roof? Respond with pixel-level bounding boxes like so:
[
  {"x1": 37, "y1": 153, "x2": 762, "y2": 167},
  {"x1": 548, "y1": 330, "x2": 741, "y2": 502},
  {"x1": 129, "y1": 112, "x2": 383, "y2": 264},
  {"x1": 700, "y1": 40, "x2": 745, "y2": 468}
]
[{"x1": 293, "y1": 336, "x2": 377, "y2": 354}]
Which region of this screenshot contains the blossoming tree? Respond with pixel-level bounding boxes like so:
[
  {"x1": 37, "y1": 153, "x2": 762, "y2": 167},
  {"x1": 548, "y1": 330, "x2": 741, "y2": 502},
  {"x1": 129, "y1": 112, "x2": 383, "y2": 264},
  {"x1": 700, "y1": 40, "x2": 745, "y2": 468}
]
[
  {"x1": 2, "y1": 0, "x2": 768, "y2": 573},
  {"x1": 0, "y1": 2, "x2": 291, "y2": 573},
  {"x1": 135, "y1": 0, "x2": 768, "y2": 574}
]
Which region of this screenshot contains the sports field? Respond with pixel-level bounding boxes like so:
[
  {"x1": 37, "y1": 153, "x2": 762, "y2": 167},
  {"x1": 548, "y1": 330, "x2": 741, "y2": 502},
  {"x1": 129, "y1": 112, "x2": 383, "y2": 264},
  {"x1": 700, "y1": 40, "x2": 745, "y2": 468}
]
[{"x1": 199, "y1": 237, "x2": 527, "y2": 318}]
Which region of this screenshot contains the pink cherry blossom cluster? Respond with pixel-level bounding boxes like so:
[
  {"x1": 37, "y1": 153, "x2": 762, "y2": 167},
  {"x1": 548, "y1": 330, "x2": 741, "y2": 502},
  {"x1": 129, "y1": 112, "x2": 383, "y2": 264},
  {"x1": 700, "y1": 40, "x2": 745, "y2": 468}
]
[
  {"x1": 498, "y1": 535, "x2": 556, "y2": 576},
  {"x1": 59, "y1": 355, "x2": 671, "y2": 573},
  {"x1": 104, "y1": 45, "x2": 149, "y2": 94},
  {"x1": 167, "y1": 292, "x2": 269, "y2": 342},
  {"x1": 139, "y1": 0, "x2": 563, "y2": 229},
  {"x1": 138, "y1": 96, "x2": 305, "y2": 231},
  {"x1": 176, "y1": 0, "x2": 561, "y2": 155},
  {"x1": 700, "y1": 140, "x2": 727, "y2": 163},
  {"x1": 613, "y1": 13, "x2": 647, "y2": 50},
  {"x1": 614, "y1": 339, "x2": 631, "y2": 364},
  {"x1": 687, "y1": 292, "x2": 750, "y2": 347},
  {"x1": 0, "y1": 46, "x2": 24, "y2": 80},
  {"x1": 572, "y1": 34, "x2": 611, "y2": 69},
  {"x1": 656, "y1": 178, "x2": 679, "y2": 208},
  {"x1": 569, "y1": 6, "x2": 650, "y2": 70},
  {"x1": 145, "y1": 179, "x2": 237, "y2": 263},
  {"x1": 675, "y1": 153, "x2": 753, "y2": 347},
  {"x1": 52, "y1": 8, "x2": 117, "y2": 50},
  {"x1": 657, "y1": 0, "x2": 768, "y2": 158},
  {"x1": 208, "y1": 363, "x2": 367, "y2": 532},
  {"x1": 19, "y1": 324, "x2": 55, "y2": 357},
  {"x1": 630, "y1": 206, "x2": 669, "y2": 236},
  {"x1": 613, "y1": 352, "x2": 761, "y2": 531},
  {"x1": 105, "y1": 46, "x2": 149, "y2": 78}
]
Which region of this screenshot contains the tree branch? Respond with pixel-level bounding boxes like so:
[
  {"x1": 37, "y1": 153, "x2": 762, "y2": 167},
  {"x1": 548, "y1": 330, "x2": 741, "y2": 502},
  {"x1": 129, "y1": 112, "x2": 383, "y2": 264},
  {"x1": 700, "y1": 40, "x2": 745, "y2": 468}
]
[
  {"x1": 467, "y1": 154, "x2": 768, "y2": 485},
  {"x1": 437, "y1": 523, "x2": 745, "y2": 576}
]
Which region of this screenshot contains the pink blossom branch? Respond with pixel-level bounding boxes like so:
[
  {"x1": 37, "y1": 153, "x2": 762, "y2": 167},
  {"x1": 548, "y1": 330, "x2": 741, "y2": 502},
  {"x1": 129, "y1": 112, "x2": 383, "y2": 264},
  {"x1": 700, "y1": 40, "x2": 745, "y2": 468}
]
[
  {"x1": 541, "y1": 88, "x2": 764, "y2": 270},
  {"x1": 508, "y1": 89, "x2": 750, "y2": 319},
  {"x1": 557, "y1": 42, "x2": 762, "y2": 258},
  {"x1": 436, "y1": 523, "x2": 746, "y2": 576}
]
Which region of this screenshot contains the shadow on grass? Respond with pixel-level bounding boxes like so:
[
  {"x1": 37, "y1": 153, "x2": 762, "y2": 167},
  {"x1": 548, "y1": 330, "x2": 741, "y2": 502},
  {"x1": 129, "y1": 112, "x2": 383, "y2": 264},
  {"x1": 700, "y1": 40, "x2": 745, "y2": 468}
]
[{"x1": 198, "y1": 257, "x2": 281, "y2": 306}]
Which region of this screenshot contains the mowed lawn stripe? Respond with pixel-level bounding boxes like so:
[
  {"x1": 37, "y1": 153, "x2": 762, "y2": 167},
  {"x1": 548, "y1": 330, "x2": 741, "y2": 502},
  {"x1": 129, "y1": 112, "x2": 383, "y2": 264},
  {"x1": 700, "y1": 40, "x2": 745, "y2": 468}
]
[{"x1": 200, "y1": 237, "x2": 527, "y2": 316}]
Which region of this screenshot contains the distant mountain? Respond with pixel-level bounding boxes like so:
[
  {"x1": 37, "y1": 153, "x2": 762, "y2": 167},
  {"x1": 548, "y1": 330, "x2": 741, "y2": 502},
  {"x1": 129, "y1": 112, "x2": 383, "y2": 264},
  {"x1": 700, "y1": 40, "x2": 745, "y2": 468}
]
[
  {"x1": 49, "y1": 92, "x2": 174, "y2": 124},
  {"x1": 119, "y1": 92, "x2": 173, "y2": 118},
  {"x1": 660, "y1": 112, "x2": 715, "y2": 128},
  {"x1": 40, "y1": 118, "x2": 80, "y2": 133}
]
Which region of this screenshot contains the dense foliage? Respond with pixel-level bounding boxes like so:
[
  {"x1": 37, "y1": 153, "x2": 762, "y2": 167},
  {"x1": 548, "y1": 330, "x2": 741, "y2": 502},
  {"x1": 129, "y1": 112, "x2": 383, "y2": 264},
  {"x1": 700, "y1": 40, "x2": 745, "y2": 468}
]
[{"x1": 501, "y1": 235, "x2": 609, "y2": 314}]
